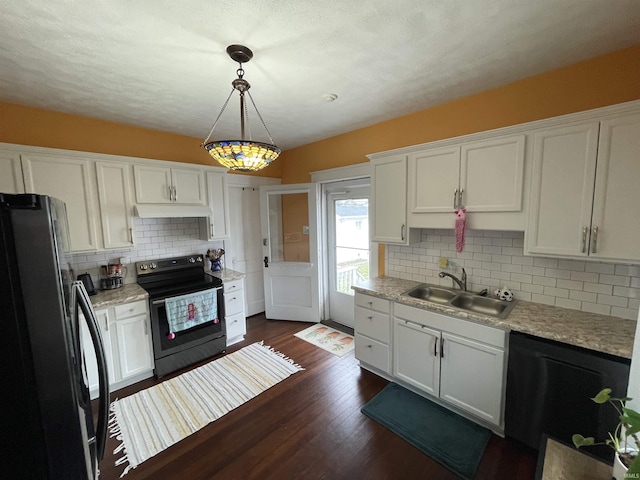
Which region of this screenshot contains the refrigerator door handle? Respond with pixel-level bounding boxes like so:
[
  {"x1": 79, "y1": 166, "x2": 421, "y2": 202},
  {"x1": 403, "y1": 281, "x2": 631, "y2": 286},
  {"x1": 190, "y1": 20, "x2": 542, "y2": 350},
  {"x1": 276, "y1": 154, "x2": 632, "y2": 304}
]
[{"x1": 73, "y1": 280, "x2": 110, "y2": 462}]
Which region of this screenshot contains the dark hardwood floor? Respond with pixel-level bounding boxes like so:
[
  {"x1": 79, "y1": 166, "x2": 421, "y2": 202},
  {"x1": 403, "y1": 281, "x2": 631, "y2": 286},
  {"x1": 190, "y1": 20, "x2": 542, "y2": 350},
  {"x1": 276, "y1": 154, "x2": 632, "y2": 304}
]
[{"x1": 97, "y1": 314, "x2": 537, "y2": 479}]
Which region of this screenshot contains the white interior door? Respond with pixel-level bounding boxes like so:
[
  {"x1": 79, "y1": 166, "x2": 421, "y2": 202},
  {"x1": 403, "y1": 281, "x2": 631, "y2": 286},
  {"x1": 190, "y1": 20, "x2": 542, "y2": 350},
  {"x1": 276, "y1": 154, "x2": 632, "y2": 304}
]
[
  {"x1": 326, "y1": 181, "x2": 371, "y2": 327},
  {"x1": 260, "y1": 184, "x2": 321, "y2": 322},
  {"x1": 227, "y1": 185, "x2": 265, "y2": 316}
]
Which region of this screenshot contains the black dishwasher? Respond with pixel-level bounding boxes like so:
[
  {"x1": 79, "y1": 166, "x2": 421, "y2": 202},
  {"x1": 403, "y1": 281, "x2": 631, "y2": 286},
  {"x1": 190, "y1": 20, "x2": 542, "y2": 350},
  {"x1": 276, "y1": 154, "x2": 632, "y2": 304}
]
[{"x1": 505, "y1": 331, "x2": 630, "y2": 462}]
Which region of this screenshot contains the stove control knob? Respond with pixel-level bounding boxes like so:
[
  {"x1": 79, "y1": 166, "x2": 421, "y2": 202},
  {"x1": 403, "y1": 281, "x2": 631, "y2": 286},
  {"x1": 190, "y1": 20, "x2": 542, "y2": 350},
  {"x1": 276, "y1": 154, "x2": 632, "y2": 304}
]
[
  {"x1": 140, "y1": 264, "x2": 148, "y2": 270},
  {"x1": 189, "y1": 257, "x2": 196, "y2": 263},
  {"x1": 196, "y1": 257, "x2": 202, "y2": 262},
  {"x1": 150, "y1": 263, "x2": 157, "y2": 269}
]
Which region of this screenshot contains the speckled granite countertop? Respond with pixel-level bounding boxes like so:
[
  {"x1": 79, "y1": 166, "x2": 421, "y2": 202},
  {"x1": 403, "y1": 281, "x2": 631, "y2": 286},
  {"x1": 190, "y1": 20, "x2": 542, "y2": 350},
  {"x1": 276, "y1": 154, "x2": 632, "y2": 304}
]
[
  {"x1": 90, "y1": 284, "x2": 148, "y2": 309},
  {"x1": 353, "y1": 276, "x2": 636, "y2": 359},
  {"x1": 206, "y1": 268, "x2": 245, "y2": 282}
]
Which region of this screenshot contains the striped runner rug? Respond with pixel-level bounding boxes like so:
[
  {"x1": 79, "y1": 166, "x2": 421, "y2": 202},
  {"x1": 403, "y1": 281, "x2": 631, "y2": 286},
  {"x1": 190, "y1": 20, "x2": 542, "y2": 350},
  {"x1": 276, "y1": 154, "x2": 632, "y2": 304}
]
[{"x1": 109, "y1": 342, "x2": 304, "y2": 477}]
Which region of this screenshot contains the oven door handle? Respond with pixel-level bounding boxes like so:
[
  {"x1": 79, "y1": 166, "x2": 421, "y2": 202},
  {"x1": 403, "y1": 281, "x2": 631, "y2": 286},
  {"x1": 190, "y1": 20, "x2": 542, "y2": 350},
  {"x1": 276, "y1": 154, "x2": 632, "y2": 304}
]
[{"x1": 151, "y1": 286, "x2": 223, "y2": 305}]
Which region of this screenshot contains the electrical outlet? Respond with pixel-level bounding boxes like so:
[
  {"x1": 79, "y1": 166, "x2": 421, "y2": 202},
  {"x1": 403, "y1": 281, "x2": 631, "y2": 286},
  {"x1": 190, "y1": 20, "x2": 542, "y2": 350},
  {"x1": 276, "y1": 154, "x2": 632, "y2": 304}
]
[{"x1": 439, "y1": 257, "x2": 448, "y2": 269}]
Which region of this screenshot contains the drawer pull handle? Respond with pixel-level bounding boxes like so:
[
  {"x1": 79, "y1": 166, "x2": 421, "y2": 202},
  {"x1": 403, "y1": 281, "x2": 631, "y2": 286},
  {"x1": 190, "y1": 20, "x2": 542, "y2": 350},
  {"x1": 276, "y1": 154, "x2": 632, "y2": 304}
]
[
  {"x1": 368, "y1": 301, "x2": 373, "y2": 306},
  {"x1": 366, "y1": 345, "x2": 372, "y2": 348}
]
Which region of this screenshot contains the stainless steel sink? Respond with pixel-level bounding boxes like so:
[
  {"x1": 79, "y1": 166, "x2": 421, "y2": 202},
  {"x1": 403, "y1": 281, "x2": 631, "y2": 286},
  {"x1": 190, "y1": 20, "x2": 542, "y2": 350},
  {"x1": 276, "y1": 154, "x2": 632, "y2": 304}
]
[
  {"x1": 402, "y1": 283, "x2": 516, "y2": 319},
  {"x1": 450, "y1": 294, "x2": 515, "y2": 318},
  {"x1": 404, "y1": 285, "x2": 458, "y2": 304}
]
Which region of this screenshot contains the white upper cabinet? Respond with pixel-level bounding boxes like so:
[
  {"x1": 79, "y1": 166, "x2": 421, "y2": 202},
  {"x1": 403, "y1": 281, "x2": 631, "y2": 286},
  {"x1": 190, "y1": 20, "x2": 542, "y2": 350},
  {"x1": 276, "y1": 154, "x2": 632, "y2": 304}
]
[
  {"x1": 525, "y1": 113, "x2": 640, "y2": 262},
  {"x1": 0, "y1": 152, "x2": 24, "y2": 193},
  {"x1": 21, "y1": 154, "x2": 99, "y2": 252},
  {"x1": 370, "y1": 154, "x2": 420, "y2": 245},
  {"x1": 408, "y1": 146, "x2": 460, "y2": 213},
  {"x1": 133, "y1": 165, "x2": 205, "y2": 204},
  {"x1": 95, "y1": 161, "x2": 134, "y2": 249},
  {"x1": 408, "y1": 135, "x2": 525, "y2": 213},
  {"x1": 200, "y1": 172, "x2": 230, "y2": 240},
  {"x1": 590, "y1": 114, "x2": 640, "y2": 262}
]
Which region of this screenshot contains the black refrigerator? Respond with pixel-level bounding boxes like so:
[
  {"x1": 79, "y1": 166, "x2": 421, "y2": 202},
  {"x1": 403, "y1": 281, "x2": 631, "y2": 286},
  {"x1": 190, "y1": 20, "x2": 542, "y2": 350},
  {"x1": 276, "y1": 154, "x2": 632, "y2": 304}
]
[{"x1": 0, "y1": 193, "x2": 110, "y2": 479}]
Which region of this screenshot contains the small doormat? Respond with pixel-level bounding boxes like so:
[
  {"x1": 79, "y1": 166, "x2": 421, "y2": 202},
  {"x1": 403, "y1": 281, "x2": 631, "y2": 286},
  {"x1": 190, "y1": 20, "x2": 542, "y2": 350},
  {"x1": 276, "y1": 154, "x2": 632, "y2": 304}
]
[
  {"x1": 361, "y1": 383, "x2": 491, "y2": 480},
  {"x1": 294, "y1": 323, "x2": 355, "y2": 357}
]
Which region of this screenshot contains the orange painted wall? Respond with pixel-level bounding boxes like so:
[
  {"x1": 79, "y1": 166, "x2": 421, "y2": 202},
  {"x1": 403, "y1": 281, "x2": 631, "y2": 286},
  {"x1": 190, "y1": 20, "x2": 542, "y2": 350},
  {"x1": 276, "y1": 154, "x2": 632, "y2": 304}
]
[
  {"x1": 0, "y1": 102, "x2": 282, "y2": 179},
  {"x1": 278, "y1": 45, "x2": 640, "y2": 184}
]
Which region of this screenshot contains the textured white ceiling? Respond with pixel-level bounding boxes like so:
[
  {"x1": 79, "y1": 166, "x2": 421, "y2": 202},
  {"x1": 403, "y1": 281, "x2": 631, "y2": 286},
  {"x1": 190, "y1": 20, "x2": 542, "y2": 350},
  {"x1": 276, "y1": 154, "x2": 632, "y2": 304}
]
[{"x1": 1, "y1": 1, "x2": 639, "y2": 150}]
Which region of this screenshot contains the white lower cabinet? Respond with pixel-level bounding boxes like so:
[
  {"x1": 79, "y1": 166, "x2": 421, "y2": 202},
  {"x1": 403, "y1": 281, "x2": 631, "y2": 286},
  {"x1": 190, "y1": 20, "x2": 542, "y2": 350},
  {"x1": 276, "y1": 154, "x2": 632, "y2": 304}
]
[
  {"x1": 79, "y1": 308, "x2": 115, "y2": 394},
  {"x1": 354, "y1": 293, "x2": 391, "y2": 374},
  {"x1": 393, "y1": 303, "x2": 506, "y2": 427},
  {"x1": 393, "y1": 318, "x2": 440, "y2": 397},
  {"x1": 224, "y1": 278, "x2": 247, "y2": 346},
  {"x1": 114, "y1": 300, "x2": 153, "y2": 381},
  {"x1": 81, "y1": 299, "x2": 153, "y2": 399}
]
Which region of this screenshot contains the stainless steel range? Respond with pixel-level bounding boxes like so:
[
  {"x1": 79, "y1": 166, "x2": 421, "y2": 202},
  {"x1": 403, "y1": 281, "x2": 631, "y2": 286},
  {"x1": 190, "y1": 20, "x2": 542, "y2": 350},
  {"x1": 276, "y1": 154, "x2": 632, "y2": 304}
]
[{"x1": 136, "y1": 255, "x2": 225, "y2": 377}]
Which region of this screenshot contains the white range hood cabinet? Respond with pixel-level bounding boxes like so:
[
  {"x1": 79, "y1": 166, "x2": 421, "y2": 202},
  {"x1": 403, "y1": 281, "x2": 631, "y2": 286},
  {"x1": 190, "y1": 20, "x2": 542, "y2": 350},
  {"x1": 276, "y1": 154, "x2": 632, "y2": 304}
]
[{"x1": 134, "y1": 205, "x2": 213, "y2": 218}]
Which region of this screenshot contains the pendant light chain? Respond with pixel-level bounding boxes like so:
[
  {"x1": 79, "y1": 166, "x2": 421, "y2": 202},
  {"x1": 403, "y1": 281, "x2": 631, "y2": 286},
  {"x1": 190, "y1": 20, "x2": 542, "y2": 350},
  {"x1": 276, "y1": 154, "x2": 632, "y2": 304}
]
[
  {"x1": 202, "y1": 87, "x2": 236, "y2": 146},
  {"x1": 247, "y1": 90, "x2": 276, "y2": 145}
]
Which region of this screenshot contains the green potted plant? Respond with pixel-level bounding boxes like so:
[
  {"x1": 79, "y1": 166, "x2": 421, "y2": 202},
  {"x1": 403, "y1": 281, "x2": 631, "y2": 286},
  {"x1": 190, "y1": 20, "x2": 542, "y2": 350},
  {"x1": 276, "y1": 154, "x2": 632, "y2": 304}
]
[{"x1": 573, "y1": 388, "x2": 640, "y2": 479}]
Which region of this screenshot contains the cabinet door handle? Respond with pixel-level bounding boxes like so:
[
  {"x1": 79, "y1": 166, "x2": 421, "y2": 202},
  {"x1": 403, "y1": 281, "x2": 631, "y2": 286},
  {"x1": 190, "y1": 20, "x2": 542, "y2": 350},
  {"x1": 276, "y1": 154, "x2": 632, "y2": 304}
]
[
  {"x1": 144, "y1": 320, "x2": 148, "y2": 335},
  {"x1": 129, "y1": 227, "x2": 133, "y2": 244},
  {"x1": 440, "y1": 337, "x2": 445, "y2": 358},
  {"x1": 367, "y1": 316, "x2": 373, "y2": 320},
  {"x1": 103, "y1": 316, "x2": 109, "y2": 332},
  {"x1": 168, "y1": 185, "x2": 173, "y2": 201},
  {"x1": 591, "y1": 226, "x2": 599, "y2": 253},
  {"x1": 210, "y1": 223, "x2": 214, "y2": 237},
  {"x1": 581, "y1": 226, "x2": 588, "y2": 253},
  {"x1": 401, "y1": 224, "x2": 405, "y2": 241},
  {"x1": 453, "y1": 188, "x2": 459, "y2": 210},
  {"x1": 173, "y1": 186, "x2": 178, "y2": 202},
  {"x1": 458, "y1": 188, "x2": 464, "y2": 209},
  {"x1": 433, "y1": 337, "x2": 438, "y2": 357}
]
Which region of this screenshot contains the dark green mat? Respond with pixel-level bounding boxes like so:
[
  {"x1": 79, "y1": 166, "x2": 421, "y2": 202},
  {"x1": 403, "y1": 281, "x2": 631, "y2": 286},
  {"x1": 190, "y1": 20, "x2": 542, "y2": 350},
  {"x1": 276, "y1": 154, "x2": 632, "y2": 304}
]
[{"x1": 361, "y1": 382, "x2": 491, "y2": 479}]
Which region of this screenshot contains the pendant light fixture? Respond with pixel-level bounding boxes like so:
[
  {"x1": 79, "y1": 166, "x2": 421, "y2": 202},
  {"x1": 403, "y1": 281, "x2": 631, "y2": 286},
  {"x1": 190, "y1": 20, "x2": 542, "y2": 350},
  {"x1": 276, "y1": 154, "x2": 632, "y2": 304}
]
[{"x1": 202, "y1": 44, "x2": 281, "y2": 172}]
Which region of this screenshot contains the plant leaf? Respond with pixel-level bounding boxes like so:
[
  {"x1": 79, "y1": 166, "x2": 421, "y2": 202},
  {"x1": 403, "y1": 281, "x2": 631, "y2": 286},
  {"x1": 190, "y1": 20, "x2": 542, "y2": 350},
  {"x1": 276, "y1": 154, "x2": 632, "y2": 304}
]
[
  {"x1": 621, "y1": 407, "x2": 640, "y2": 436},
  {"x1": 591, "y1": 388, "x2": 612, "y2": 404},
  {"x1": 628, "y1": 454, "x2": 640, "y2": 475},
  {"x1": 572, "y1": 434, "x2": 595, "y2": 448}
]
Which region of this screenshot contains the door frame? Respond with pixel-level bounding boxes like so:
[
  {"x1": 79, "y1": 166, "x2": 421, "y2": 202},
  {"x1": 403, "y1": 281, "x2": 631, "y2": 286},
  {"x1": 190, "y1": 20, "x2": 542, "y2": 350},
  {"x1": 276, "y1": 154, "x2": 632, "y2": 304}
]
[
  {"x1": 260, "y1": 183, "x2": 322, "y2": 322},
  {"x1": 311, "y1": 163, "x2": 374, "y2": 327}
]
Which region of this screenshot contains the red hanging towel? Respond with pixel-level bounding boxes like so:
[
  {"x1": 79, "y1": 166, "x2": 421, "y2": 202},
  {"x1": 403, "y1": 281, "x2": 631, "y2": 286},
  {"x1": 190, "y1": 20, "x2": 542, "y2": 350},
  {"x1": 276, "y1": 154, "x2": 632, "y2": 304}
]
[{"x1": 455, "y1": 209, "x2": 466, "y2": 253}]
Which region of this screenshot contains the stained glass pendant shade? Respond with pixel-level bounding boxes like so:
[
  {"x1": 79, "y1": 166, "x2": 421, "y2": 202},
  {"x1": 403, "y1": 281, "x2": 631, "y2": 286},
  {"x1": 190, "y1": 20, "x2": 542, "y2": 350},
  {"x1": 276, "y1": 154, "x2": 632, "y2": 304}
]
[{"x1": 202, "y1": 45, "x2": 281, "y2": 172}]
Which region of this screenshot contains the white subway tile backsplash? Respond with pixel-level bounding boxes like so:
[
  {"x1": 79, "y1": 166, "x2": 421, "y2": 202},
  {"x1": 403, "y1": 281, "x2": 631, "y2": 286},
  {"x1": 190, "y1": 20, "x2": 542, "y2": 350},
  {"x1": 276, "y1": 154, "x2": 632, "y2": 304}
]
[
  {"x1": 586, "y1": 263, "x2": 616, "y2": 274},
  {"x1": 533, "y1": 258, "x2": 558, "y2": 268},
  {"x1": 544, "y1": 268, "x2": 571, "y2": 279},
  {"x1": 558, "y1": 260, "x2": 586, "y2": 271},
  {"x1": 583, "y1": 282, "x2": 613, "y2": 295},
  {"x1": 616, "y1": 265, "x2": 640, "y2": 277},
  {"x1": 68, "y1": 217, "x2": 222, "y2": 285},
  {"x1": 570, "y1": 290, "x2": 598, "y2": 303},
  {"x1": 599, "y1": 274, "x2": 631, "y2": 287},
  {"x1": 531, "y1": 293, "x2": 556, "y2": 306},
  {"x1": 556, "y1": 298, "x2": 582, "y2": 310},
  {"x1": 387, "y1": 228, "x2": 640, "y2": 321},
  {"x1": 570, "y1": 271, "x2": 600, "y2": 283},
  {"x1": 533, "y1": 276, "x2": 556, "y2": 287},
  {"x1": 582, "y1": 302, "x2": 611, "y2": 315},
  {"x1": 557, "y1": 279, "x2": 584, "y2": 291}
]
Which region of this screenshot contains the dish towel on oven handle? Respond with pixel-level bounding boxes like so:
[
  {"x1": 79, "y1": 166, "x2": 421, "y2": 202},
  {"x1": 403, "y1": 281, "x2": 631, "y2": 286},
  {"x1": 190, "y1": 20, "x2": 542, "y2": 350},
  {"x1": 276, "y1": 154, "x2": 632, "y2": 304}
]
[{"x1": 164, "y1": 287, "x2": 221, "y2": 339}]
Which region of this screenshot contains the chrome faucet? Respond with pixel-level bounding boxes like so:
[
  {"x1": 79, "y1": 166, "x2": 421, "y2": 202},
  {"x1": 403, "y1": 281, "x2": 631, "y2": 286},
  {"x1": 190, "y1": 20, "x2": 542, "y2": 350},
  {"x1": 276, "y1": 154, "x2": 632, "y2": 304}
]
[{"x1": 439, "y1": 268, "x2": 467, "y2": 291}]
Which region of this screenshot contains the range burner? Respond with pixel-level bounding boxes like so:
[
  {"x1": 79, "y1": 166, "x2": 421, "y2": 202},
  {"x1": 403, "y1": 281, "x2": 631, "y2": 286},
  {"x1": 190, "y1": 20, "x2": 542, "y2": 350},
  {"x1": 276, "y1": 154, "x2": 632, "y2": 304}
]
[{"x1": 137, "y1": 255, "x2": 226, "y2": 377}]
